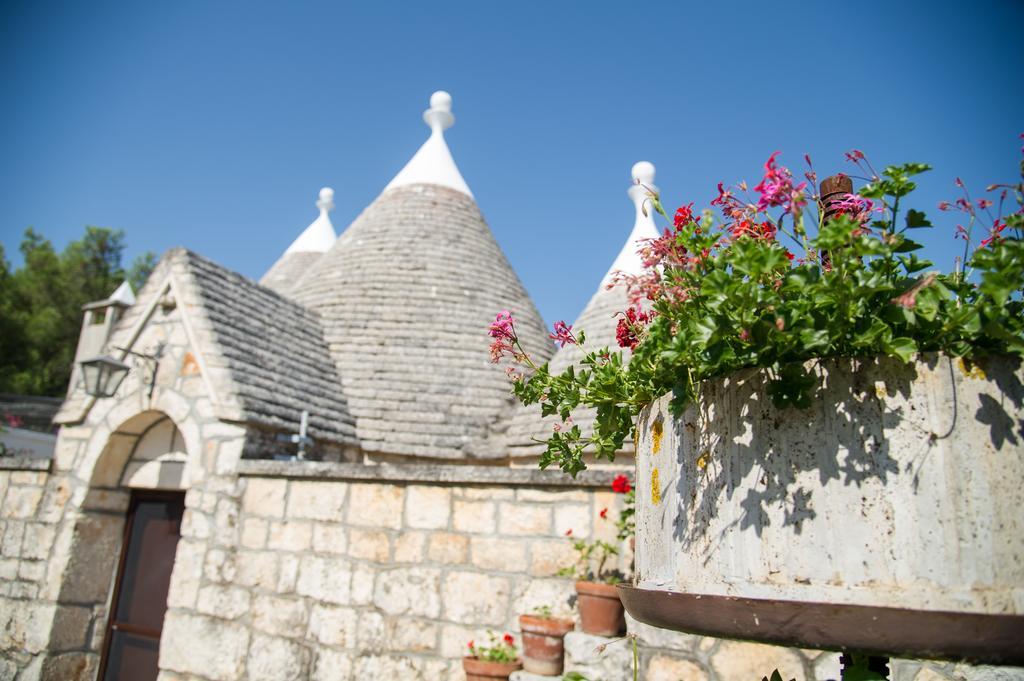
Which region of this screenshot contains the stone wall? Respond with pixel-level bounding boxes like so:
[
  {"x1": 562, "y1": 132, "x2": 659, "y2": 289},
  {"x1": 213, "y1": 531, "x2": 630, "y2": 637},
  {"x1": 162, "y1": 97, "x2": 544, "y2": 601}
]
[{"x1": 0, "y1": 457, "x2": 56, "y2": 679}]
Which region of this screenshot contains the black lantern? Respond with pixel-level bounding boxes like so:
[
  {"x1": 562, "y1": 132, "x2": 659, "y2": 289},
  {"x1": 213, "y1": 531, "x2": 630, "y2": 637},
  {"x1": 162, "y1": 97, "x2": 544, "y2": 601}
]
[{"x1": 79, "y1": 355, "x2": 131, "y2": 398}]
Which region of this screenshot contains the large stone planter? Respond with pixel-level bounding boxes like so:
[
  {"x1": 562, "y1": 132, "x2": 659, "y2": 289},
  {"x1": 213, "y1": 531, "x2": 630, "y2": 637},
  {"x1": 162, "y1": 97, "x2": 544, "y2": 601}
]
[{"x1": 624, "y1": 354, "x2": 1024, "y2": 663}]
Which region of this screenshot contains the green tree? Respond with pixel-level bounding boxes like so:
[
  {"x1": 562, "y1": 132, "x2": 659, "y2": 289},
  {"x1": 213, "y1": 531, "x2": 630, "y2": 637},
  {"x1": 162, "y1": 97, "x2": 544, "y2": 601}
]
[{"x1": 0, "y1": 227, "x2": 156, "y2": 396}]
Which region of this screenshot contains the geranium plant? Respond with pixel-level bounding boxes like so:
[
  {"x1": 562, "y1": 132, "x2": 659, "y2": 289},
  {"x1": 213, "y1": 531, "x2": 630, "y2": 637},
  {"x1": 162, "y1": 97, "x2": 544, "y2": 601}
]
[
  {"x1": 467, "y1": 631, "x2": 518, "y2": 663},
  {"x1": 611, "y1": 474, "x2": 635, "y2": 542},
  {"x1": 491, "y1": 136, "x2": 1024, "y2": 476}
]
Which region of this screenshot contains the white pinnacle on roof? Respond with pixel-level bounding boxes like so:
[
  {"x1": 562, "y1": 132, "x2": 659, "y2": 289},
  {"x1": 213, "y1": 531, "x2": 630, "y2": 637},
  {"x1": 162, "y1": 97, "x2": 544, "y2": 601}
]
[
  {"x1": 601, "y1": 161, "x2": 662, "y2": 287},
  {"x1": 107, "y1": 280, "x2": 136, "y2": 306},
  {"x1": 384, "y1": 91, "x2": 473, "y2": 197},
  {"x1": 284, "y1": 187, "x2": 337, "y2": 254}
]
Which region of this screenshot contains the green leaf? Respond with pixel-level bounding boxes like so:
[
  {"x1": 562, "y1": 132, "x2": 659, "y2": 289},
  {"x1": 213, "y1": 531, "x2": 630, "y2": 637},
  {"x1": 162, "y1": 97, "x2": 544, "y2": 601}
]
[
  {"x1": 883, "y1": 336, "x2": 917, "y2": 362},
  {"x1": 904, "y1": 209, "x2": 931, "y2": 228}
]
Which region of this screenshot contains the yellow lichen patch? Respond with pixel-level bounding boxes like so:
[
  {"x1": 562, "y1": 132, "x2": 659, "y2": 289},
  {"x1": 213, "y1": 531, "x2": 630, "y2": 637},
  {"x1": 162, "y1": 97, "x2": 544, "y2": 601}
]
[
  {"x1": 696, "y1": 450, "x2": 710, "y2": 471},
  {"x1": 957, "y1": 357, "x2": 986, "y2": 380},
  {"x1": 652, "y1": 418, "x2": 664, "y2": 454},
  {"x1": 651, "y1": 468, "x2": 661, "y2": 505},
  {"x1": 873, "y1": 382, "x2": 887, "y2": 399}
]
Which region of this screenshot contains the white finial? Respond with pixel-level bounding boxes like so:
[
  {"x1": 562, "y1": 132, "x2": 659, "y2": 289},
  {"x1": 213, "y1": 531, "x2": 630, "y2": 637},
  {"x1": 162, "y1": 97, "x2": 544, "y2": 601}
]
[
  {"x1": 423, "y1": 90, "x2": 455, "y2": 131},
  {"x1": 602, "y1": 161, "x2": 663, "y2": 286},
  {"x1": 631, "y1": 161, "x2": 655, "y2": 187},
  {"x1": 385, "y1": 90, "x2": 472, "y2": 196},
  {"x1": 284, "y1": 186, "x2": 338, "y2": 254},
  {"x1": 627, "y1": 160, "x2": 659, "y2": 209},
  {"x1": 317, "y1": 187, "x2": 335, "y2": 213}
]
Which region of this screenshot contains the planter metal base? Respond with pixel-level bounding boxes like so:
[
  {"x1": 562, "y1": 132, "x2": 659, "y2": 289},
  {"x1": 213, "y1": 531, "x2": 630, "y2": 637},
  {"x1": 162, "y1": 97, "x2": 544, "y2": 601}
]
[{"x1": 618, "y1": 585, "x2": 1024, "y2": 665}]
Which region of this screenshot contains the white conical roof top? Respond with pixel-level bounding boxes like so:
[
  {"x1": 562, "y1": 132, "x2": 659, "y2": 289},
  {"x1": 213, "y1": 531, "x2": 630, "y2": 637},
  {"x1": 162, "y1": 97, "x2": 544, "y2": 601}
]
[
  {"x1": 260, "y1": 188, "x2": 338, "y2": 295},
  {"x1": 503, "y1": 161, "x2": 662, "y2": 456},
  {"x1": 285, "y1": 187, "x2": 337, "y2": 254},
  {"x1": 384, "y1": 91, "x2": 473, "y2": 197},
  {"x1": 601, "y1": 161, "x2": 661, "y2": 287},
  {"x1": 107, "y1": 280, "x2": 136, "y2": 306}
]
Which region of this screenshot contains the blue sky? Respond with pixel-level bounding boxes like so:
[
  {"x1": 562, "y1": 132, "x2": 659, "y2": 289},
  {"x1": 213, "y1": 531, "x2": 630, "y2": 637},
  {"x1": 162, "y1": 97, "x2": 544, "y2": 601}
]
[{"x1": 1, "y1": 0, "x2": 1021, "y2": 327}]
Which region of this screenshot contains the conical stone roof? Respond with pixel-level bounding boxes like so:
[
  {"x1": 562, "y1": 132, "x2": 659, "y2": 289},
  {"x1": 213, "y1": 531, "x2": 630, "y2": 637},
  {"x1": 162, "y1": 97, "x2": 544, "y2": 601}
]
[
  {"x1": 290, "y1": 93, "x2": 553, "y2": 459},
  {"x1": 502, "y1": 162, "x2": 661, "y2": 457},
  {"x1": 261, "y1": 187, "x2": 337, "y2": 295}
]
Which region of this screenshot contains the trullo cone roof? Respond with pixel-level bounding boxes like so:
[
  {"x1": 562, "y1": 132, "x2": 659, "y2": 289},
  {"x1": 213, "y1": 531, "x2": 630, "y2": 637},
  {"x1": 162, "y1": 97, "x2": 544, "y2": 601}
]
[
  {"x1": 502, "y1": 162, "x2": 661, "y2": 457},
  {"x1": 290, "y1": 92, "x2": 553, "y2": 458},
  {"x1": 261, "y1": 187, "x2": 337, "y2": 295}
]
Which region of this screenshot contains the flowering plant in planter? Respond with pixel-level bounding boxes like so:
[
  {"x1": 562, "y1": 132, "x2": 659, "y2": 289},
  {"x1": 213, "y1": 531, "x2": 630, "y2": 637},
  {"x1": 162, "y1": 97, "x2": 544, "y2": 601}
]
[
  {"x1": 491, "y1": 137, "x2": 1024, "y2": 476},
  {"x1": 611, "y1": 474, "x2": 634, "y2": 542},
  {"x1": 467, "y1": 632, "x2": 519, "y2": 663}
]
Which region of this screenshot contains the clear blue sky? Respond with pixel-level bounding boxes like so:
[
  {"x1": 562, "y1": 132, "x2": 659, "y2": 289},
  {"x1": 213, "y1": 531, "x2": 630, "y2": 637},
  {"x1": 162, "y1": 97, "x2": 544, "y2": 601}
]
[{"x1": 2, "y1": 0, "x2": 1021, "y2": 327}]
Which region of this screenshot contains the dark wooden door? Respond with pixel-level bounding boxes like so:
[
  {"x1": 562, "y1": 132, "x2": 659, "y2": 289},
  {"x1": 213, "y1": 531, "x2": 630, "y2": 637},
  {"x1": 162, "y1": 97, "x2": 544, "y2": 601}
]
[{"x1": 99, "y1": 490, "x2": 186, "y2": 681}]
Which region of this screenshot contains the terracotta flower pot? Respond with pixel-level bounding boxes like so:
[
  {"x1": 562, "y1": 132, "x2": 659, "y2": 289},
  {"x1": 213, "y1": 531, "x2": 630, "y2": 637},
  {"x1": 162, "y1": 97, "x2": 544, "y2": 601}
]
[
  {"x1": 462, "y1": 656, "x2": 522, "y2": 681},
  {"x1": 518, "y1": 614, "x2": 575, "y2": 675},
  {"x1": 575, "y1": 580, "x2": 626, "y2": 636}
]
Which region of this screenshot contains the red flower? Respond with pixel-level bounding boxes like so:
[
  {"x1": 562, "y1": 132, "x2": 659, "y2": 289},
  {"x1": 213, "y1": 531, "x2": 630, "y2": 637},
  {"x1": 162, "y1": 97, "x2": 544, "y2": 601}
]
[
  {"x1": 673, "y1": 203, "x2": 696, "y2": 229},
  {"x1": 503, "y1": 634, "x2": 515, "y2": 646},
  {"x1": 615, "y1": 306, "x2": 652, "y2": 350},
  {"x1": 565, "y1": 528, "x2": 573, "y2": 536},
  {"x1": 468, "y1": 640, "x2": 475, "y2": 649},
  {"x1": 599, "y1": 507, "x2": 608, "y2": 519},
  {"x1": 612, "y1": 474, "x2": 631, "y2": 494}
]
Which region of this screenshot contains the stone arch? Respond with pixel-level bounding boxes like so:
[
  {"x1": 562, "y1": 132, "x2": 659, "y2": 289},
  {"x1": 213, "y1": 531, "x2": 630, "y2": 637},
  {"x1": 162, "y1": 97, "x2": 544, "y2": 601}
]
[{"x1": 41, "y1": 409, "x2": 193, "y2": 680}]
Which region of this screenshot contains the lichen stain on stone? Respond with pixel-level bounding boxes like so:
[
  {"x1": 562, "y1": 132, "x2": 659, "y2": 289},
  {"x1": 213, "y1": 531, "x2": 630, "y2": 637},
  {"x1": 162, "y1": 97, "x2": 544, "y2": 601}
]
[
  {"x1": 652, "y1": 418, "x2": 664, "y2": 454},
  {"x1": 874, "y1": 382, "x2": 887, "y2": 399},
  {"x1": 957, "y1": 357, "x2": 986, "y2": 380},
  {"x1": 696, "y1": 450, "x2": 710, "y2": 471},
  {"x1": 180, "y1": 351, "x2": 201, "y2": 376},
  {"x1": 651, "y1": 468, "x2": 661, "y2": 505}
]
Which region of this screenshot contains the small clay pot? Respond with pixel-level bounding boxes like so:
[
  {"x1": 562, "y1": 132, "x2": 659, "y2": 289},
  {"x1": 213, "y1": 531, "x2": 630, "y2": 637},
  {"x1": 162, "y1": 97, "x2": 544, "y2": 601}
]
[
  {"x1": 575, "y1": 580, "x2": 626, "y2": 636},
  {"x1": 519, "y1": 614, "x2": 575, "y2": 675},
  {"x1": 462, "y1": 656, "x2": 522, "y2": 681}
]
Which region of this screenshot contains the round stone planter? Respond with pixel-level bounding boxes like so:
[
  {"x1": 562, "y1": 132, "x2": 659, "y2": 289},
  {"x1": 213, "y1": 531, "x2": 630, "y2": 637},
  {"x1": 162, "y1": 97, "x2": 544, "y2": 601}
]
[
  {"x1": 462, "y1": 656, "x2": 522, "y2": 681},
  {"x1": 626, "y1": 353, "x2": 1024, "y2": 663},
  {"x1": 518, "y1": 613, "x2": 575, "y2": 675},
  {"x1": 576, "y1": 580, "x2": 626, "y2": 636}
]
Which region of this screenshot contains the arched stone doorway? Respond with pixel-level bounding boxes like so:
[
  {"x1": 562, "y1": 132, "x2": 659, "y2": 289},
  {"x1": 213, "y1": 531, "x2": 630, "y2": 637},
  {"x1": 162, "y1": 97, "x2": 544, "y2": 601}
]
[{"x1": 46, "y1": 410, "x2": 191, "y2": 681}]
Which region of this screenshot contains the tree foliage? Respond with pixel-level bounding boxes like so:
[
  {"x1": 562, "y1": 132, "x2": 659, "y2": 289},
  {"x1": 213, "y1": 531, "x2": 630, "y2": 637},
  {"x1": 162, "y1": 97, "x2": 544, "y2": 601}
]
[{"x1": 0, "y1": 226, "x2": 155, "y2": 397}]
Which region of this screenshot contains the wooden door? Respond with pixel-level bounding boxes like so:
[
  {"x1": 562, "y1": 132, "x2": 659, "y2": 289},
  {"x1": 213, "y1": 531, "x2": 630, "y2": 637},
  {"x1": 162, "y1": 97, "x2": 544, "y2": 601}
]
[{"x1": 98, "y1": 490, "x2": 185, "y2": 681}]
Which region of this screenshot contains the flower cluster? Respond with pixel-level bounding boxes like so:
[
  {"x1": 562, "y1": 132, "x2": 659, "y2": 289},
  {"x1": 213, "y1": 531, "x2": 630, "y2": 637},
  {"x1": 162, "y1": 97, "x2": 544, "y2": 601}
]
[
  {"x1": 489, "y1": 137, "x2": 1024, "y2": 478},
  {"x1": 549, "y1": 320, "x2": 577, "y2": 348},
  {"x1": 615, "y1": 307, "x2": 653, "y2": 350},
  {"x1": 467, "y1": 631, "x2": 518, "y2": 663}
]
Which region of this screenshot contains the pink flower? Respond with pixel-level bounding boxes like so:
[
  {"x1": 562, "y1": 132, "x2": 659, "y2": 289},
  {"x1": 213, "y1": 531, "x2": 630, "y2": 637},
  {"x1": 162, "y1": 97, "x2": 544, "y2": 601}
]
[
  {"x1": 739, "y1": 328, "x2": 751, "y2": 342},
  {"x1": 938, "y1": 201, "x2": 951, "y2": 211},
  {"x1": 488, "y1": 310, "x2": 515, "y2": 340},
  {"x1": 4, "y1": 414, "x2": 23, "y2": 428},
  {"x1": 830, "y1": 193, "x2": 876, "y2": 226},
  {"x1": 753, "y1": 152, "x2": 806, "y2": 214},
  {"x1": 892, "y1": 274, "x2": 937, "y2": 309},
  {"x1": 612, "y1": 474, "x2": 632, "y2": 494},
  {"x1": 844, "y1": 149, "x2": 866, "y2": 162},
  {"x1": 980, "y1": 220, "x2": 1007, "y2": 248},
  {"x1": 565, "y1": 529, "x2": 573, "y2": 536},
  {"x1": 549, "y1": 320, "x2": 576, "y2": 347}
]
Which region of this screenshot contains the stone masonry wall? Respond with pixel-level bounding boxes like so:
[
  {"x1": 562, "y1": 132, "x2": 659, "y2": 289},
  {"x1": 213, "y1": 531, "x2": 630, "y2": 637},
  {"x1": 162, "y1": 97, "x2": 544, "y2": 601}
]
[{"x1": 0, "y1": 458, "x2": 56, "y2": 679}]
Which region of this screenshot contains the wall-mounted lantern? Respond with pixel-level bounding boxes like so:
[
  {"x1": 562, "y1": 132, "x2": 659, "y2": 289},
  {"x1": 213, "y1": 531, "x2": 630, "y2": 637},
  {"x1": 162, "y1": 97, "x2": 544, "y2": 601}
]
[
  {"x1": 79, "y1": 355, "x2": 131, "y2": 398},
  {"x1": 79, "y1": 344, "x2": 164, "y2": 399}
]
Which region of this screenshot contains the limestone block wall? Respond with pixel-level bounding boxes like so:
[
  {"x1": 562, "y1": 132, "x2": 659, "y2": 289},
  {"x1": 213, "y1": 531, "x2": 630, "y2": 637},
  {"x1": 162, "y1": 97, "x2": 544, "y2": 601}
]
[{"x1": 0, "y1": 457, "x2": 57, "y2": 679}]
